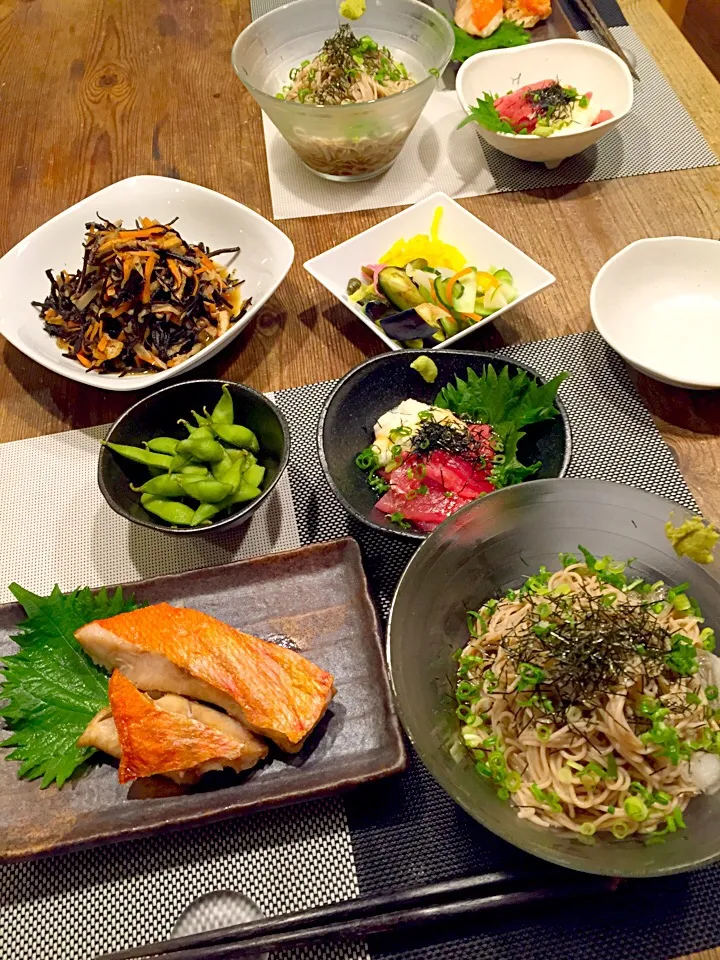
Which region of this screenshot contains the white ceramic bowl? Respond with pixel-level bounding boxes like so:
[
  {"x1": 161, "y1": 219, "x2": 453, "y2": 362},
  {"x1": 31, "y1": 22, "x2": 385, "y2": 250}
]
[
  {"x1": 304, "y1": 192, "x2": 555, "y2": 351},
  {"x1": 456, "y1": 39, "x2": 634, "y2": 169},
  {"x1": 591, "y1": 237, "x2": 720, "y2": 390},
  {"x1": 0, "y1": 176, "x2": 294, "y2": 392}
]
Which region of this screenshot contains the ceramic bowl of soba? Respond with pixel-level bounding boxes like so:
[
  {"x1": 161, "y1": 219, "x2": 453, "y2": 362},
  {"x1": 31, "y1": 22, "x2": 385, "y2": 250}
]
[
  {"x1": 231, "y1": 0, "x2": 454, "y2": 182},
  {"x1": 388, "y1": 478, "x2": 720, "y2": 877}
]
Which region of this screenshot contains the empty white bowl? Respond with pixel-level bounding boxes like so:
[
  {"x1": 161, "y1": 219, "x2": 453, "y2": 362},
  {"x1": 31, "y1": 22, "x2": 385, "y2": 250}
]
[
  {"x1": 304, "y1": 192, "x2": 555, "y2": 351},
  {"x1": 591, "y1": 237, "x2": 720, "y2": 389},
  {"x1": 456, "y1": 39, "x2": 634, "y2": 169},
  {"x1": 0, "y1": 176, "x2": 294, "y2": 392}
]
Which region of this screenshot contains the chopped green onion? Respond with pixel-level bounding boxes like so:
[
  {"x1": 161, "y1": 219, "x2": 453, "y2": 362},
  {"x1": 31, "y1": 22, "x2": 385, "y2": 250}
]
[
  {"x1": 579, "y1": 822, "x2": 596, "y2": 837},
  {"x1": 701, "y1": 628, "x2": 716, "y2": 651},
  {"x1": 558, "y1": 766, "x2": 574, "y2": 785},
  {"x1": 624, "y1": 796, "x2": 649, "y2": 822},
  {"x1": 474, "y1": 760, "x2": 492, "y2": 779},
  {"x1": 611, "y1": 822, "x2": 630, "y2": 840},
  {"x1": 707, "y1": 685, "x2": 718, "y2": 701},
  {"x1": 505, "y1": 770, "x2": 521, "y2": 793},
  {"x1": 607, "y1": 805, "x2": 616, "y2": 814},
  {"x1": 653, "y1": 791, "x2": 671, "y2": 806},
  {"x1": 566, "y1": 705, "x2": 582, "y2": 724},
  {"x1": 536, "y1": 724, "x2": 552, "y2": 743}
]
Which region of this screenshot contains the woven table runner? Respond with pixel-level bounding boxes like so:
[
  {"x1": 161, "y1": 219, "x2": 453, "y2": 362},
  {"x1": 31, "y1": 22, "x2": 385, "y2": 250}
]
[
  {"x1": 3, "y1": 331, "x2": 720, "y2": 960},
  {"x1": 248, "y1": 0, "x2": 717, "y2": 219}
]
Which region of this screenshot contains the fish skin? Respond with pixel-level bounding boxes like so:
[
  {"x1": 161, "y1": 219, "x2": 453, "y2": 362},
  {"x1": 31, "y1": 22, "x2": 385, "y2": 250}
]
[
  {"x1": 108, "y1": 672, "x2": 268, "y2": 784},
  {"x1": 75, "y1": 603, "x2": 335, "y2": 752}
]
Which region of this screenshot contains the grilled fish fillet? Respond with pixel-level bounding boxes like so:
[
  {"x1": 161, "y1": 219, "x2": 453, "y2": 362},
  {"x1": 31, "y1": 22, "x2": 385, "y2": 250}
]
[
  {"x1": 78, "y1": 672, "x2": 269, "y2": 784},
  {"x1": 75, "y1": 603, "x2": 336, "y2": 752}
]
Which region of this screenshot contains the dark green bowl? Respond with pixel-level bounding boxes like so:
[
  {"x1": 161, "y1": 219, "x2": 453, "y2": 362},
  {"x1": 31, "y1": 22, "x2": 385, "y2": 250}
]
[
  {"x1": 318, "y1": 350, "x2": 571, "y2": 541},
  {"x1": 388, "y1": 479, "x2": 720, "y2": 877},
  {"x1": 98, "y1": 379, "x2": 290, "y2": 535}
]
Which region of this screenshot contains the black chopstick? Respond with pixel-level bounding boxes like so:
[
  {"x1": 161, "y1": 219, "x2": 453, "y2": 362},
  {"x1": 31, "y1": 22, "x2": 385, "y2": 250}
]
[
  {"x1": 96, "y1": 873, "x2": 617, "y2": 960},
  {"x1": 569, "y1": 0, "x2": 640, "y2": 80}
]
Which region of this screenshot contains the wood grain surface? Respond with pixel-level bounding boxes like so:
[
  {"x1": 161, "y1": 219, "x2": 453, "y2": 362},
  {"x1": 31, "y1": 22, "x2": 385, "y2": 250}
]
[{"x1": 0, "y1": 0, "x2": 719, "y2": 943}]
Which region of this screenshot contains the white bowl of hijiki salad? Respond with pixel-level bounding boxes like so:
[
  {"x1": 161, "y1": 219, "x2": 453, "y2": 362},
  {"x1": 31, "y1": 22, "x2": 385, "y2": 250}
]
[
  {"x1": 304, "y1": 192, "x2": 555, "y2": 351},
  {"x1": 456, "y1": 39, "x2": 634, "y2": 169}
]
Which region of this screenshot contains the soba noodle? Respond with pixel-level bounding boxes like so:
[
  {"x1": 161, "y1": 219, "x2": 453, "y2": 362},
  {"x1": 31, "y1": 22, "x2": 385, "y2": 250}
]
[
  {"x1": 275, "y1": 25, "x2": 418, "y2": 178},
  {"x1": 278, "y1": 25, "x2": 415, "y2": 106},
  {"x1": 455, "y1": 553, "x2": 720, "y2": 841}
]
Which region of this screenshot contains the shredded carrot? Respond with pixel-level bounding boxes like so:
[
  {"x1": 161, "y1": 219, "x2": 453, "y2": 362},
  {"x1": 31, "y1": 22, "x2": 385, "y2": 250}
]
[
  {"x1": 167, "y1": 258, "x2": 183, "y2": 289},
  {"x1": 117, "y1": 227, "x2": 165, "y2": 239},
  {"x1": 97, "y1": 334, "x2": 109, "y2": 352},
  {"x1": 445, "y1": 267, "x2": 474, "y2": 307},
  {"x1": 142, "y1": 254, "x2": 158, "y2": 303},
  {"x1": 121, "y1": 256, "x2": 134, "y2": 287},
  {"x1": 463, "y1": 313, "x2": 489, "y2": 324},
  {"x1": 76, "y1": 353, "x2": 92, "y2": 368}
]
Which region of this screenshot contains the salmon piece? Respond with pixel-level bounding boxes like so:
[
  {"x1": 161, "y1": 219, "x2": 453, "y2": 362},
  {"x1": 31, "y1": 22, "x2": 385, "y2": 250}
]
[
  {"x1": 97, "y1": 672, "x2": 269, "y2": 784},
  {"x1": 455, "y1": 0, "x2": 504, "y2": 38},
  {"x1": 75, "y1": 603, "x2": 336, "y2": 752},
  {"x1": 78, "y1": 680, "x2": 268, "y2": 784}
]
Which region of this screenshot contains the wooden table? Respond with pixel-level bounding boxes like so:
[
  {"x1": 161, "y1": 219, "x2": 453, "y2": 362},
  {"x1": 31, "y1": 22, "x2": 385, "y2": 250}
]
[{"x1": 0, "y1": 1, "x2": 719, "y2": 955}]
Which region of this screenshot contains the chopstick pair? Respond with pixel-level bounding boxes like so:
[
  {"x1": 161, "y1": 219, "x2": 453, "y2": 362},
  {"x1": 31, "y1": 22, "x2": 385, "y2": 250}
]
[
  {"x1": 97, "y1": 871, "x2": 618, "y2": 960},
  {"x1": 567, "y1": 0, "x2": 641, "y2": 81}
]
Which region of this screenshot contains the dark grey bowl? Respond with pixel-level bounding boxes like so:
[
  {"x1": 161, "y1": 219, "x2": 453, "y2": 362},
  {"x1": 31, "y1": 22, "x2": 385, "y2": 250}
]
[
  {"x1": 318, "y1": 350, "x2": 571, "y2": 540},
  {"x1": 98, "y1": 379, "x2": 290, "y2": 535},
  {"x1": 388, "y1": 479, "x2": 720, "y2": 877}
]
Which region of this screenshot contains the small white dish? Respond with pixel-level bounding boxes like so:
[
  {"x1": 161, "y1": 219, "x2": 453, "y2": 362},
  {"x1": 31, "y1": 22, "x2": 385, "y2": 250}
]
[
  {"x1": 456, "y1": 39, "x2": 634, "y2": 169},
  {"x1": 304, "y1": 192, "x2": 555, "y2": 351},
  {"x1": 0, "y1": 176, "x2": 294, "y2": 392},
  {"x1": 590, "y1": 237, "x2": 720, "y2": 390}
]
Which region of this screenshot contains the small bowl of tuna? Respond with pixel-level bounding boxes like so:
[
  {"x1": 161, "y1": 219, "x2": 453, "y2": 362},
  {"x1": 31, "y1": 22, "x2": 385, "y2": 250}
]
[
  {"x1": 456, "y1": 39, "x2": 634, "y2": 169},
  {"x1": 318, "y1": 350, "x2": 571, "y2": 540}
]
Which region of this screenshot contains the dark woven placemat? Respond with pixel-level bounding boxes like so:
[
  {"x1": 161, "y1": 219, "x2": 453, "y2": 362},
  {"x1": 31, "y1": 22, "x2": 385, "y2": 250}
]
[{"x1": 274, "y1": 330, "x2": 720, "y2": 960}]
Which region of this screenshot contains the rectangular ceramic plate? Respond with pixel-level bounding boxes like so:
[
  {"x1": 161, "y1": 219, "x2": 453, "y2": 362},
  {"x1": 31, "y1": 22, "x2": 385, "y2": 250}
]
[{"x1": 0, "y1": 538, "x2": 406, "y2": 861}]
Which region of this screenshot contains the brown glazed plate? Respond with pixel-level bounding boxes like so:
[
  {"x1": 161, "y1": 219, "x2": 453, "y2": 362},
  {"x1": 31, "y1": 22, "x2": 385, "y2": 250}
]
[{"x1": 0, "y1": 538, "x2": 407, "y2": 861}]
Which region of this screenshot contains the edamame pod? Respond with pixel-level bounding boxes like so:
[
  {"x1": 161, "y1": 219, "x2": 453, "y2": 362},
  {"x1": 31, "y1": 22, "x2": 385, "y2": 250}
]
[
  {"x1": 131, "y1": 475, "x2": 186, "y2": 498},
  {"x1": 103, "y1": 442, "x2": 173, "y2": 470},
  {"x1": 177, "y1": 435, "x2": 226, "y2": 463},
  {"x1": 213, "y1": 422, "x2": 259, "y2": 453},
  {"x1": 210, "y1": 384, "x2": 234, "y2": 425},
  {"x1": 180, "y1": 477, "x2": 233, "y2": 503},
  {"x1": 144, "y1": 436, "x2": 179, "y2": 455},
  {"x1": 140, "y1": 494, "x2": 196, "y2": 526},
  {"x1": 232, "y1": 483, "x2": 262, "y2": 504},
  {"x1": 190, "y1": 502, "x2": 222, "y2": 527},
  {"x1": 177, "y1": 464, "x2": 210, "y2": 476},
  {"x1": 244, "y1": 464, "x2": 265, "y2": 488}
]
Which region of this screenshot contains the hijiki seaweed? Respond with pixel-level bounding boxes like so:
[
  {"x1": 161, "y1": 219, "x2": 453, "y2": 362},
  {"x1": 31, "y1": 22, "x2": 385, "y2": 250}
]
[{"x1": 33, "y1": 217, "x2": 249, "y2": 375}]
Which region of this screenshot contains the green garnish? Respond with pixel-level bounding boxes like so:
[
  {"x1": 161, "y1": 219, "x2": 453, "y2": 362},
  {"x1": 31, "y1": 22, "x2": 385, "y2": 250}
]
[
  {"x1": 0, "y1": 583, "x2": 139, "y2": 788},
  {"x1": 435, "y1": 365, "x2": 569, "y2": 488},
  {"x1": 458, "y1": 92, "x2": 526, "y2": 135},
  {"x1": 389, "y1": 511, "x2": 411, "y2": 530},
  {"x1": 410, "y1": 356, "x2": 439, "y2": 384},
  {"x1": 449, "y1": 18, "x2": 530, "y2": 64},
  {"x1": 665, "y1": 514, "x2": 719, "y2": 565}
]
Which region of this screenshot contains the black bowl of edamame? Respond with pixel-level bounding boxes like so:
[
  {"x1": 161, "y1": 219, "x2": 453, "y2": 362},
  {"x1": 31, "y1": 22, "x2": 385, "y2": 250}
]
[{"x1": 98, "y1": 379, "x2": 290, "y2": 534}]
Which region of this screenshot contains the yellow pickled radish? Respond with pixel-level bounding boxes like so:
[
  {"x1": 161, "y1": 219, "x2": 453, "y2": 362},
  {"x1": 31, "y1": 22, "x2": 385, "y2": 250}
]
[{"x1": 378, "y1": 207, "x2": 468, "y2": 271}]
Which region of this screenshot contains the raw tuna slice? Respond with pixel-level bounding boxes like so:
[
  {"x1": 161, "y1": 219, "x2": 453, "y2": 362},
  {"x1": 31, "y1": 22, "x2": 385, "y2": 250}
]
[
  {"x1": 592, "y1": 109, "x2": 614, "y2": 125},
  {"x1": 494, "y1": 81, "x2": 554, "y2": 133}
]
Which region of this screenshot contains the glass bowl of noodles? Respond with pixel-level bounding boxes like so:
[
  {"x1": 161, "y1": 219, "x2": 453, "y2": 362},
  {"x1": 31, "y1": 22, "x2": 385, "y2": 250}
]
[
  {"x1": 388, "y1": 478, "x2": 720, "y2": 877},
  {"x1": 231, "y1": 0, "x2": 454, "y2": 182}
]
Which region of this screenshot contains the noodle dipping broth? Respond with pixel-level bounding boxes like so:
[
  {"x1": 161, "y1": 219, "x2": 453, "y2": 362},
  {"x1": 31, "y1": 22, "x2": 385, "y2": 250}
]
[{"x1": 455, "y1": 549, "x2": 720, "y2": 845}]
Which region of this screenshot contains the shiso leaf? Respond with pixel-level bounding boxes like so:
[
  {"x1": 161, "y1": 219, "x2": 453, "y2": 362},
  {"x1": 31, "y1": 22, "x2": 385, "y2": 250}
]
[{"x1": 0, "y1": 583, "x2": 139, "y2": 788}]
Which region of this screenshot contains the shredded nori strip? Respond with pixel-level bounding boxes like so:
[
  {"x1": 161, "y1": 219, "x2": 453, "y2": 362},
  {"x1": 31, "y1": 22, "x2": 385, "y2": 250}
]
[
  {"x1": 33, "y1": 218, "x2": 250, "y2": 375},
  {"x1": 528, "y1": 81, "x2": 579, "y2": 125},
  {"x1": 411, "y1": 418, "x2": 491, "y2": 468}
]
